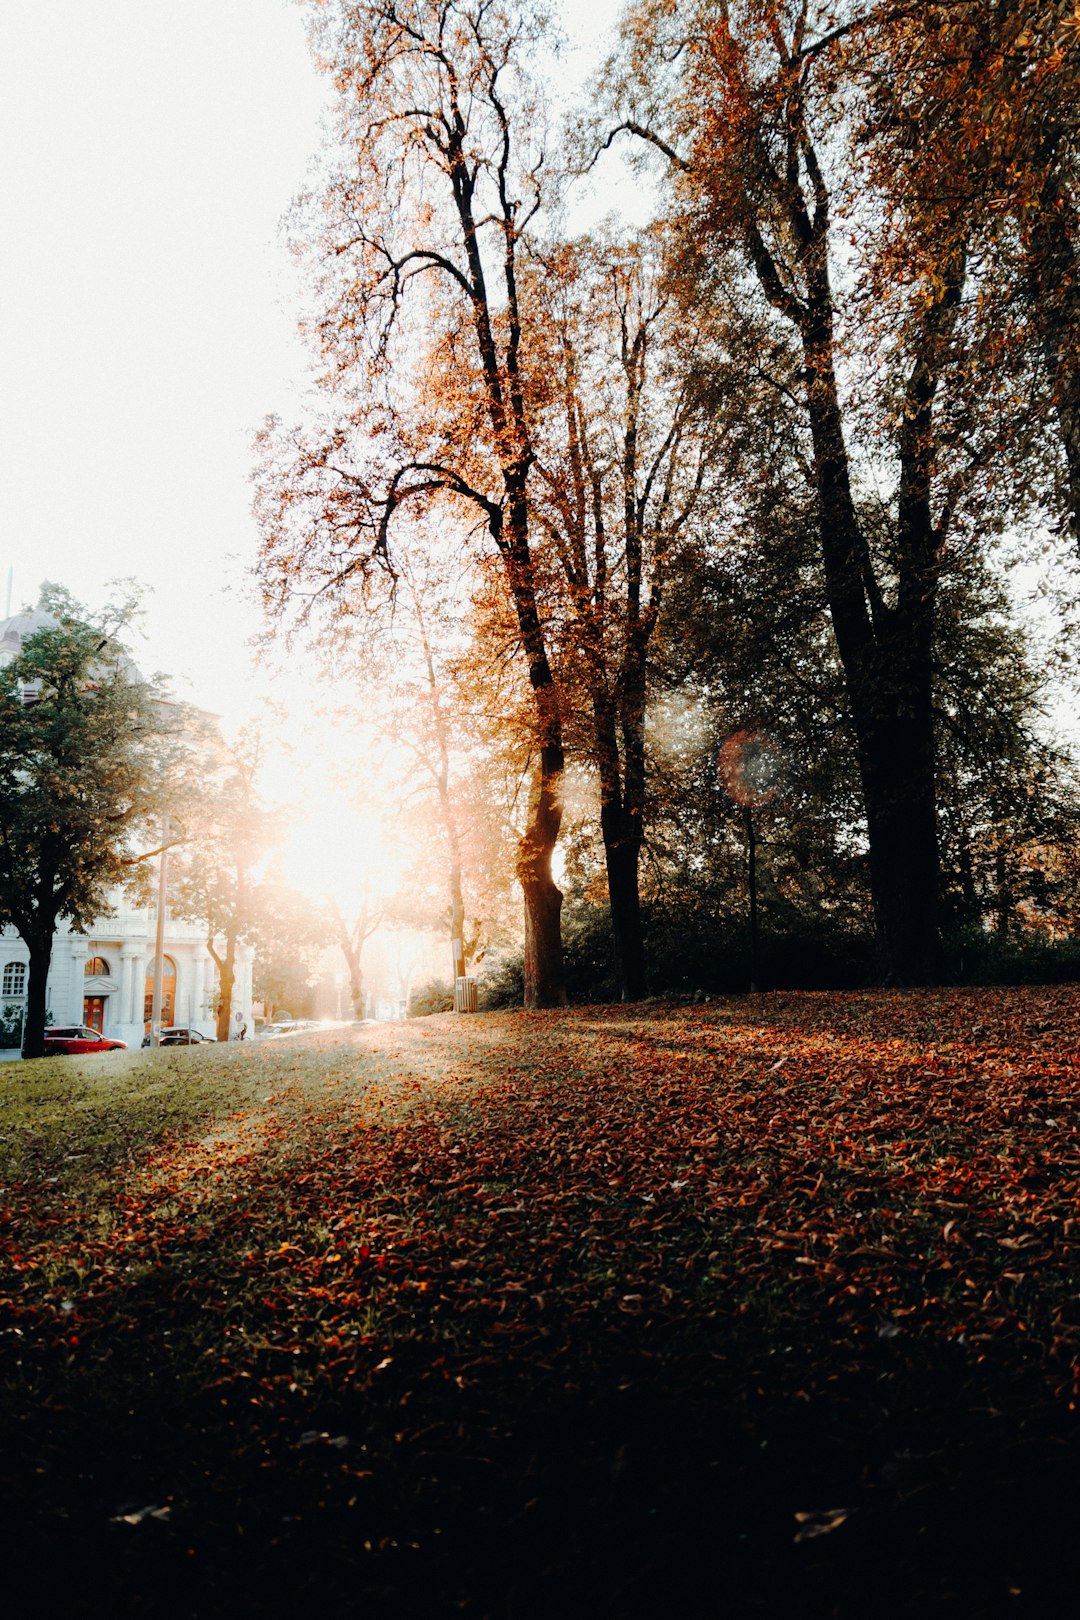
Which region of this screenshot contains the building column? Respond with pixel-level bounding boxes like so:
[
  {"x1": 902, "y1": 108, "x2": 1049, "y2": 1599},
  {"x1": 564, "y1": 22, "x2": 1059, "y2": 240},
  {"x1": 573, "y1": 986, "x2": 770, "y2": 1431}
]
[
  {"x1": 119, "y1": 944, "x2": 141, "y2": 1032},
  {"x1": 68, "y1": 939, "x2": 89, "y2": 1023},
  {"x1": 191, "y1": 945, "x2": 210, "y2": 1029}
]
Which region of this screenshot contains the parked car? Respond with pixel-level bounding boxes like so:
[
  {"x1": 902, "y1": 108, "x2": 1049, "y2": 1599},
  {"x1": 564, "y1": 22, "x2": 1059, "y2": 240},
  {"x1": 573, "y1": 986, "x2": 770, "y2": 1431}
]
[
  {"x1": 44, "y1": 1026, "x2": 128, "y2": 1056},
  {"x1": 142, "y1": 1027, "x2": 217, "y2": 1047}
]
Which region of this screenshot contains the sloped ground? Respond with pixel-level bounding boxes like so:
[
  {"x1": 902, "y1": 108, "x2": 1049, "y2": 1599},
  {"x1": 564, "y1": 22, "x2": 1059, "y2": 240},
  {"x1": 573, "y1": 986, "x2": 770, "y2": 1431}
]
[{"x1": 1, "y1": 988, "x2": 1077, "y2": 1617}]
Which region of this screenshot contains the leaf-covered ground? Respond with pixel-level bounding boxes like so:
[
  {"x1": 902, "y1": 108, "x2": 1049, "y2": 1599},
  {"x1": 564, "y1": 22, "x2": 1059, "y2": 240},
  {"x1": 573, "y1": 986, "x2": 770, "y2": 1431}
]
[{"x1": 1, "y1": 988, "x2": 1078, "y2": 1617}]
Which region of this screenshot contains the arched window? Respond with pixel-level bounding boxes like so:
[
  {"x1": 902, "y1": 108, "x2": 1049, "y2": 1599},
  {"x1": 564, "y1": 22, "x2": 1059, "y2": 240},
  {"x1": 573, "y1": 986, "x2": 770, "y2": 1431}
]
[
  {"x1": 144, "y1": 955, "x2": 177, "y2": 1027},
  {"x1": 85, "y1": 956, "x2": 111, "y2": 978},
  {"x1": 2, "y1": 961, "x2": 26, "y2": 998}
]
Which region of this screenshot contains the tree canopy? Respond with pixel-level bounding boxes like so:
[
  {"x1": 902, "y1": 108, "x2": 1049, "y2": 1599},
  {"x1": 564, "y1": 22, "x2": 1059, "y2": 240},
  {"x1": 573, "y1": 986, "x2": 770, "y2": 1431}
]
[
  {"x1": 0, "y1": 591, "x2": 174, "y2": 1056},
  {"x1": 254, "y1": 0, "x2": 1080, "y2": 1002}
]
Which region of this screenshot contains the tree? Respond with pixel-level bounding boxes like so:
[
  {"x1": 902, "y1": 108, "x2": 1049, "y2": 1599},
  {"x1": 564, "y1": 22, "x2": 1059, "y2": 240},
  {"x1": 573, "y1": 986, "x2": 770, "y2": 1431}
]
[
  {"x1": 251, "y1": 875, "x2": 331, "y2": 1022},
  {"x1": 851, "y1": 1, "x2": 1080, "y2": 550},
  {"x1": 329, "y1": 885, "x2": 382, "y2": 1019},
  {"x1": 527, "y1": 232, "x2": 709, "y2": 998},
  {"x1": 597, "y1": 0, "x2": 1013, "y2": 982},
  {"x1": 0, "y1": 590, "x2": 171, "y2": 1058},
  {"x1": 256, "y1": 0, "x2": 568, "y2": 1006},
  {"x1": 172, "y1": 746, "x2": 278, "y2": 1041}
]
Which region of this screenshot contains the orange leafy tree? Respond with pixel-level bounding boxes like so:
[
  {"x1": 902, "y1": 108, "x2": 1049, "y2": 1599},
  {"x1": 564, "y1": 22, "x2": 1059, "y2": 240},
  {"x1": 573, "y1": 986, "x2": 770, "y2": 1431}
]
[
  {"x1": 853, "y1": 0, "x2": 1080, "y2": 551},
  {"x1": 594, "y1": 0, "x2": 1069, "y2": 984},
  {"x1": 256, "y1": 0, "x2": 567, "y2": 1007},
  {"x1": 526, "y1": 233, "x2": 711, "y2": 999}
]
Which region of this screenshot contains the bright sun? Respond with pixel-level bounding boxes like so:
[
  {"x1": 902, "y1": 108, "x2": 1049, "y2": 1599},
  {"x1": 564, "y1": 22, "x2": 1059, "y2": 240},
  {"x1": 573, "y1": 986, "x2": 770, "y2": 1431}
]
[{"x1": 280, "y1": 799, "x2": 404, "y2": 910}]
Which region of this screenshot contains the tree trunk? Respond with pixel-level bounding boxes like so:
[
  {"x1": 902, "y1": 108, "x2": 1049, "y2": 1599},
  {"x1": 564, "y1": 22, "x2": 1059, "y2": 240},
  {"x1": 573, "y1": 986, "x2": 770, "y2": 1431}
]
[
  {"x1": 518, "y1": 738, "x2": 567, "y2": 1009},
  {"x1": 595, "y1": 693, "x2": 648, "y2": 1002},
  {"x1": 853, "y1": 665, "x2": 943, "y2": 984},
  {"x1": 795, "y1": 226, "x2": 954, "y2": 984},
  {"x1": 500, "y1": 490, "x2": 568, "y2": 1010},
  {"x1": 21, "y1": 940, "x2": 52, "y2": 1059},
  {"x1": 449, "y1": 862, "x2": 466, "y2": 983},
  {"x1": 994, "y1": 841, "x2": 1012, "y2": 941},
  {"x1": 346, "y1": 955, "x2": 364, "y2": 1019},
  {"x1": 806, "y1": 368, "x2": 942, "y2": 980},
  {"x1": 1028, "y1": 175, "x2": 1080, "y2": 551},
  {"x1": 214, "y1": 936, "x2": 236, "y2": 1042}
]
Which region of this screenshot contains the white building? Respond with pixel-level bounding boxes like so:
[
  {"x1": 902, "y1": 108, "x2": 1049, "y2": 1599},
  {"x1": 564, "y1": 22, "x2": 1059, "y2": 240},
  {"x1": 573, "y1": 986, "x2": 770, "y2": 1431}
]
[
  {"x1": 1, "y1": 918, "x2": 255, "y2": 1048},
  {"x1": 0, "y1": 604, "x2": 254, "y2": 1046}
]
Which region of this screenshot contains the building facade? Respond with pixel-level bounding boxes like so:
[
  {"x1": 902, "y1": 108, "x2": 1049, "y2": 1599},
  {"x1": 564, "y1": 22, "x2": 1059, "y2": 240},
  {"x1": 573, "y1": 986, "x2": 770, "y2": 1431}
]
[
  {"x1": 0, "y1": 913, "x2": 255, "y2": 1047},
  {"x1": 1, "y1": 602, "x2": 254, "y2": 1046}
]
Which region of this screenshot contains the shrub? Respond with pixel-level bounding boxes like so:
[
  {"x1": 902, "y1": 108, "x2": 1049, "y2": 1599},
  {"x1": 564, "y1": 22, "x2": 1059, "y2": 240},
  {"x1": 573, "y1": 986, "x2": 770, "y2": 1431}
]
[
  {"x1": 0, "y1": 1002, "x2": 53, "y2": 1049},
  {"x1": 407, "y1": 979, "x2": 454, "y2": 1017}
]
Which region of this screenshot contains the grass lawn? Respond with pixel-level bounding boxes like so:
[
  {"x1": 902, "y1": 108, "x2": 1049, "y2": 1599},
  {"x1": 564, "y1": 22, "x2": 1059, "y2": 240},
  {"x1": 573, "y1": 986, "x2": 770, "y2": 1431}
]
[{"x1": 1, "y1": 988, "x2": 1078, "y2": 1617}]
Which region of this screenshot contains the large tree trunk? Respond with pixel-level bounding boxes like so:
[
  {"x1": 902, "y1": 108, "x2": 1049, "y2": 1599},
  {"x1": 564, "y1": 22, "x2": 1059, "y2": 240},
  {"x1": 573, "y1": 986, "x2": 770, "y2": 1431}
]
[
  {"x1": 21, "y1": 939, "x2": 52, "y2": 1059},
  {"x1": 345, "y1": 954, "x2": 364, "y2": 1019},
  {"x1": 445, "y1": 132, "x2": 567, "y2": 1009},
  {"x1": 852, "y1": 651, "x2": 943, "y2": 984},
  {"x1": 501, "y1": 494, "x2": 568, "y2": 1009},
  {"x1": 796, "y1": 226, "x2": 955, "y2": 984},
  {"x1": 518, "y1": 736, "x2": 567, "y2": 1009},
  {"x1": 1028, "y1": 173, "x2": 1080, "y2": 551},
  {"x1": 804, "y1": 365, "x2": 942, "y2": 978},
  {"x1": 213, "y1": 935, "x2": 237, "y2": 1042}
]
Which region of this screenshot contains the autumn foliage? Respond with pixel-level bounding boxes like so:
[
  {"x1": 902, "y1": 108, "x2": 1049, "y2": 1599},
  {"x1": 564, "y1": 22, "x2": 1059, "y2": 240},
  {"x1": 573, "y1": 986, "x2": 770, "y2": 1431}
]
[{"x1": 1, "y1": 990, "x2": 1077, "y2": 1613}]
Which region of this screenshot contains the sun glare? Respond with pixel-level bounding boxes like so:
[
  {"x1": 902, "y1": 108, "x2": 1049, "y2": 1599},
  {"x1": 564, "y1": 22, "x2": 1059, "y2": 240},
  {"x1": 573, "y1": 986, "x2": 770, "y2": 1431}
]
[{"x1": 281, "y1": 800, "x2": 404, "y2": 910}]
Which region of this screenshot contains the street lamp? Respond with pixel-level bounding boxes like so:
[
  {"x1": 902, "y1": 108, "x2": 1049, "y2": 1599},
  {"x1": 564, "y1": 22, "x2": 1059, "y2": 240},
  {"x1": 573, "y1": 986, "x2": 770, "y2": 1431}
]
[
  {"x1": 149, "y1": 817, "x2": 170, "y2": 1043},
  {"x1": 717, "y1": 730, "x2": 788, "y2": 992}
]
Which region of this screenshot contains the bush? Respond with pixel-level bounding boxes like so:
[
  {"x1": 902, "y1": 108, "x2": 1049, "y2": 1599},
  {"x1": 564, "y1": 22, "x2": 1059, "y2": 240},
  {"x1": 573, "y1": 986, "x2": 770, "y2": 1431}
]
[
  {"x1": 476, "y1": 897, "x2": 879, "y2": 1005},
  {"x1": 0, "y1": 1003, "x2": 24, "y2": 1049},
  {"x1": 407, "y1": 979, "x2": 454, "y2": 1017},
  {"x1": 477, "y1": 954, "x2": 524, "y2": 1010},
  {"x1": 945, "y1": 929, "x2": 1080, "y2": 986},
  {"x1": 0, "y1": 1001, "x2": 53, "y2": 1049}
]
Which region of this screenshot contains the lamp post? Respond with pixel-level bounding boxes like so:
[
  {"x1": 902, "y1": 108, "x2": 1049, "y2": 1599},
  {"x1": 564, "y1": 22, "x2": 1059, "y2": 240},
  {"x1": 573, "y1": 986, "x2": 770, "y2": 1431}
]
[
  {"x1": 149, "y1": 818, "x2": 169, "y2": 1043},
  {"x1": 745, "y1": 804, "x2": 760, "y2": 992},
  {"x1": 718, "y1": 731, "x2": 788, "y2": 993}
]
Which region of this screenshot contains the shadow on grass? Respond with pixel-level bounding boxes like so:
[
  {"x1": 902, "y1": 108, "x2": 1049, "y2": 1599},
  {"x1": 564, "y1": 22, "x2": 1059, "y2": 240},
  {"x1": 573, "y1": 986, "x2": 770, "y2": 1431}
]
[{"x1": 4, "y1": 1327, "x2": 1077, "y2": 1619}]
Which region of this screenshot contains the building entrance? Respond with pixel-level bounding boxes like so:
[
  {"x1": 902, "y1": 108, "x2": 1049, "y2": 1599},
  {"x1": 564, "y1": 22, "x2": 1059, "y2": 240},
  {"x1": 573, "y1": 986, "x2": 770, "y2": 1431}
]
[{"x1": 84, "y1": 995, "x2": 106, "y2": 1033}]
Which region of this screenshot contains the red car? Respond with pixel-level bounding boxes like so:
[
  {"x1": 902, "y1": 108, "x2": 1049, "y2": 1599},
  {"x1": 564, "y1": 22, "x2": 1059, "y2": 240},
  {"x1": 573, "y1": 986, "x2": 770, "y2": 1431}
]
[{"x1": 43, "y1": 1025, "x2": 128, "y2": 1055}]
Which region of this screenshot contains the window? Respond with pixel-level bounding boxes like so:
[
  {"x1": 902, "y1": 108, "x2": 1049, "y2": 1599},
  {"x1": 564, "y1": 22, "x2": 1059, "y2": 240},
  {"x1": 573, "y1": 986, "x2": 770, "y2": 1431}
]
[
  {"x1": 85, "y1": 956, "x2": 111, "y2": 978},
  {"x1": 144, "y1": 955, "x2": 177, "y2": 1027},
  {"x1": 2, "y1": 961, "x2": 26, "y2": 998}
]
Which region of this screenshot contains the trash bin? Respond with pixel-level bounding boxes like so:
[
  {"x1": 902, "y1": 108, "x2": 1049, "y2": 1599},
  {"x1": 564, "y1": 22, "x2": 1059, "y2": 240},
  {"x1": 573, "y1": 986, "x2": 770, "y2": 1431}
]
[{"x1": 454, "y1": 976, "x2": 478, "y2": 1013}]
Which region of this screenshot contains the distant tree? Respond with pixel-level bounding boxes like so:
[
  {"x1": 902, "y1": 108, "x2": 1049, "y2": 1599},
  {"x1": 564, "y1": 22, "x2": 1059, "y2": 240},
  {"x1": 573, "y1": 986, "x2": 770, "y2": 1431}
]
[
  {"x1": 329, "y1": 885, "x2": 382, "y2": 1020},
  {"x1": 172, "y1": 744, "x2": 279, "y2": 1041},
  {"x1": 0, "y1": 591, "x2": 172, "y2": 1057},
  {"x1": 528, "y1": 232, "x2": 710, "y2": 998},
  {"x1": 308, "y1": 542, "x2": 501, "y2": 990},
  {"x1": 251, "y1": 876, "x2": 330, "y2": 1022}
]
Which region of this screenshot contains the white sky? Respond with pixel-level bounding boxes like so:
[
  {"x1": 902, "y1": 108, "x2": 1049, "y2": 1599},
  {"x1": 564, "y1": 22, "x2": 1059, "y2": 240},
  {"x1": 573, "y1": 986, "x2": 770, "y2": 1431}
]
[
  {"x1": 0, "y1": 0, "x2": 637, "y2": 893},
  {"x1": 0, "y1": 0, "x2": 631, "y2": 707}
]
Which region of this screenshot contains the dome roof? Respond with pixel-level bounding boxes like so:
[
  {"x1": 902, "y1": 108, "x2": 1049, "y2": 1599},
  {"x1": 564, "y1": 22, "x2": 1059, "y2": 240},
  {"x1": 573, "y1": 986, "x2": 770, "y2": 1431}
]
[
  {"x1": 0, "y1": 607, "x2": 60, "y2": 659},
  {"x1": 0, "y1": 605, "x2": 143, "y2": 682}
]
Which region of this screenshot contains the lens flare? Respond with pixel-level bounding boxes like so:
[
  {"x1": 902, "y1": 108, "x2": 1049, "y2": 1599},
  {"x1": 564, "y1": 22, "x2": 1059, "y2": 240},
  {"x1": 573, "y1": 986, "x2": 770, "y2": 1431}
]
[{"x1": 717, "y1": 729, "x2": 788, "y2": 809}]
